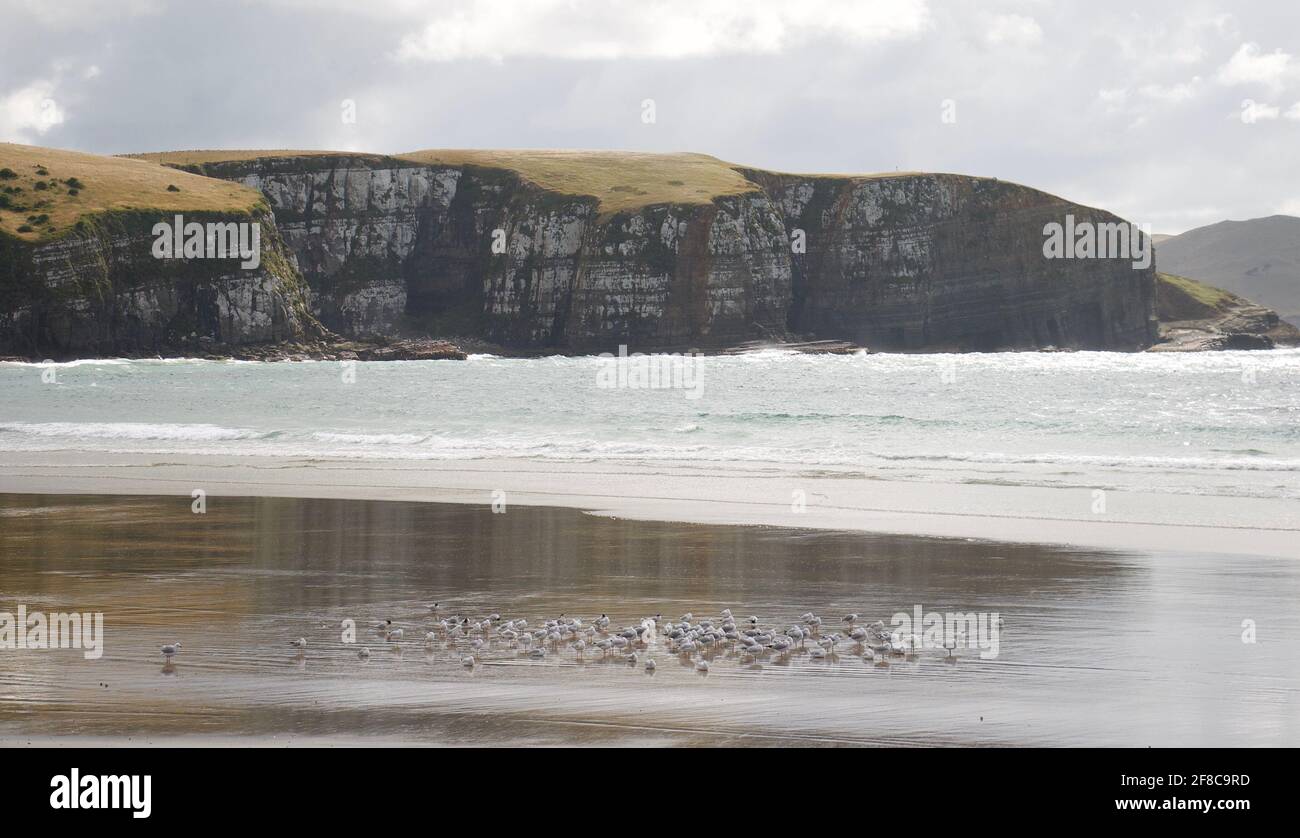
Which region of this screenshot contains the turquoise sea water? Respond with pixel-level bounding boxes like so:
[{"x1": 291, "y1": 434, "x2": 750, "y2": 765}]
[{"x1": 2, "y1": 348, "x2": 1298, "y2": 500}]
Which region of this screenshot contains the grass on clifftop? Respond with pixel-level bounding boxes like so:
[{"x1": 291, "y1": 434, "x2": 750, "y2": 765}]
[
  {"x1": 127, "y1": 147, "x2": 1003, "y2": 216},
  {"x1": 127, "y1": 149, "x2": 384, "y2": 166},
  {"x1": 399, "y1": 149, "x2": 760, "y2": 215},
  {"x1": 0, "y1": 144, "x2": 266, "y2": 242},
  {"x1": 1155, "y1": 272, "x2": 1244, "y2": 321},
  {"x1": 134, "y1": 148, "x2": 766, "y2": 215},
  {"x1": 1158, "y1": 272, "x2": 1239, "y2": 307}
]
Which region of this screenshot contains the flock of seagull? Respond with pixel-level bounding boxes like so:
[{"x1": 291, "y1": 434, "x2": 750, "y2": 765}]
[{"x1": 161, "y1": 604, "x2": 973, "y2": 673}]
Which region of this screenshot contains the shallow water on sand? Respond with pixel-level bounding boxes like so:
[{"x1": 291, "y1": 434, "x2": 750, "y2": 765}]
[{"x1": 0, "y1": 493, "x2": 1296, "y2": 746}]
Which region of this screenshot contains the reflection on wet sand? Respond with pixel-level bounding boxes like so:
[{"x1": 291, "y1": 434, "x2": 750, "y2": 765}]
[{"x1": 1, "y1": 493, "x2": 1297, "y2": 746}]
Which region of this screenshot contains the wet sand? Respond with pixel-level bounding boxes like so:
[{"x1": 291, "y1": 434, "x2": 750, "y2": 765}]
[{"x1": 1, "y1": 493, "x2": 1296, "y2": 746}]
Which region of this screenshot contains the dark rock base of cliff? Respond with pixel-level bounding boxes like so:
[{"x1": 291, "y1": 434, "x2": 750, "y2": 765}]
[
  {"x1": 1151, "y1": 303, "x2": 1300, "y2": 352},
  {"x1": 0, "y1": 336, "x2": 468, "y2": 363}
]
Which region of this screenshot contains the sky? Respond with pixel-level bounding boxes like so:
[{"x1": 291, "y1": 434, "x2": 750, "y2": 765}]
[{"x1": 1, "y1": 0, "x2": 1297, "y2": 234}]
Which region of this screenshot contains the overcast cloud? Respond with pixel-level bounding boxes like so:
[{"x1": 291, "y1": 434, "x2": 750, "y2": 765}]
[{"x1": 1, "y1": 0, "x2": 1296, "y2": 233}]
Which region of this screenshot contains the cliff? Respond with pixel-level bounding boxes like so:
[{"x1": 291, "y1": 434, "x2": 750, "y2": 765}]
[
  {"x1": 0, "y1": 144, "x2": 319, "y2": 359},
  {"x1": 2, "y1": 144, "x2": 1160, "y2": 358},
  {"x1": 746, "y1": 169, "x2": 1154, "y2": 350}
]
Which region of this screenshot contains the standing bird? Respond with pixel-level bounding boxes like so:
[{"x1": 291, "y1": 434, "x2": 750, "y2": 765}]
[
  {"x1": 289, "y1": 637, "x2": 307, "y2": 652},
  {"x1": 160, "y1": 642, "x2": 182, "y2": 659}
]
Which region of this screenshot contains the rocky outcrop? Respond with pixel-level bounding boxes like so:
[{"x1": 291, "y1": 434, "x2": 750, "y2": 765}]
[
  {"x1": 1151, "y1": 272, "x2": 1300, "y2": 351},
  {"x1": 0, "y1": 210, "x2": 319, "y2": 359}
]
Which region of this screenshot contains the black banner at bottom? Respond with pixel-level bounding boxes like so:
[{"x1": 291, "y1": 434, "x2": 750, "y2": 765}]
[{"x1": 3, "y1": 746, "x2": 1277, "y2": 825}]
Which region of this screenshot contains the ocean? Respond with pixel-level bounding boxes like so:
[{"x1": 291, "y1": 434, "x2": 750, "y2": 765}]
[{"x1": 2, "y1": 349, "x2": 1298, "y2": 501}]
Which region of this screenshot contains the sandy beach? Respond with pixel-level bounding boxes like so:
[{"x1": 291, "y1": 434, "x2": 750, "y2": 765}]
[{"x1": 1, "y1": 449, "x2": 1296, "y2": 559}]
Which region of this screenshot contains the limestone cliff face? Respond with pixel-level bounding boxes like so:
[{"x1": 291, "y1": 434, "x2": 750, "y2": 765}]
[
  {"x1": 191, "y1": 156, "x2": 796, "y2": 351},
  {"x1": 187, "y1": 154, "x2": 1153, "y2": 352},
  {"x1": 0, "y1": 211, "x2": 316, "y2": 358},
  {"x1": 2, "y1": 152, "x2": 1157, "y2": 357}
]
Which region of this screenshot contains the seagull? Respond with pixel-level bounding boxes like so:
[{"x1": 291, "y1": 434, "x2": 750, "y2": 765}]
[
  {"x1": 160, "y1": 642, "x2": 181, "y2": 659},
  {"x1": 289, "y1": 637, "x2": 307, "y2": 651},
  {"x1": 695, "y1": 659, "x2": 710, "y2": 672},
  {"x1": 462, "y1": 655, "x2": 476, "y2": 667},
  {"x1": 842, "y1": 613, "x2": 860, "y2": 626},
  {"x1": 645, "y1": 659, "x2": 657, "y2": 671},
  {"x1": 358, "y1": 646, "x2": 371, "y2": 659},
  {"x1": 427, "y1": 602, "x2": 440, "y2": 613},
  {"x1": 386, "y1": 628, "x2": 404, "y2": 642}
]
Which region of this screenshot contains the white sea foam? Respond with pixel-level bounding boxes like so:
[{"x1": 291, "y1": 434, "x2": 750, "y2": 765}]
[{"x1": 0, "y1": 422, "x2": 267, "y2": 442}]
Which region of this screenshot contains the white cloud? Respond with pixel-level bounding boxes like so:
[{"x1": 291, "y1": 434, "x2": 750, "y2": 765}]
[
  {"x1": 83, "y1": 65, "x2": 102, "y2": 80},
  {"x1": 395, "y1": 0, "x2": 931, "y2": 61},
  {"x1": 1138, "y1": 78, "x2": 1200, "y2": 103},
  {"x1": 1216, "y1": 42, "x2": 1293, "y2": 90},
  {"x1": 1286, "y1": 102, "x2": 1300, "y2": 120},
  {"x1": 1241, "y1": 100, "x2": 1280, "y2": 121},
  {"x1": 984, "y1": 14, "x2": 1042, "y2": 47},
  {"x1": 0, "y1": 81, "x2": 65, "y2": 143}
]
